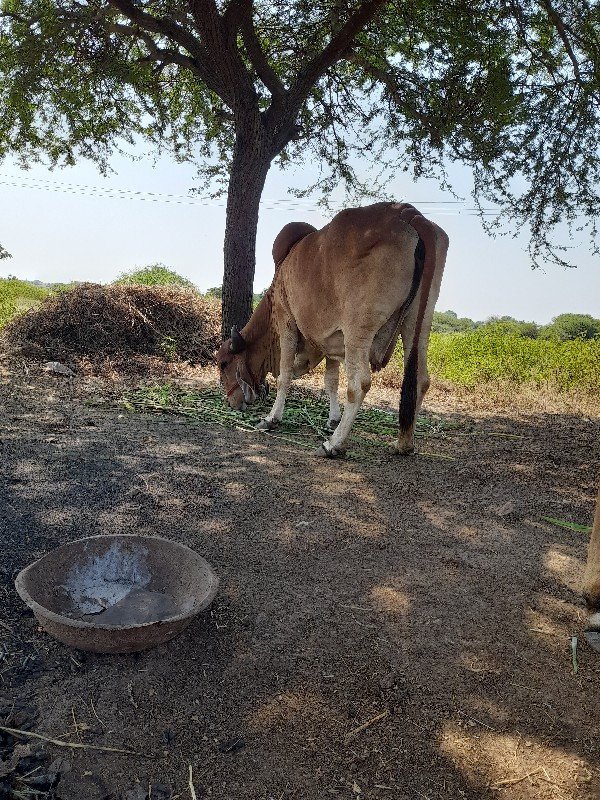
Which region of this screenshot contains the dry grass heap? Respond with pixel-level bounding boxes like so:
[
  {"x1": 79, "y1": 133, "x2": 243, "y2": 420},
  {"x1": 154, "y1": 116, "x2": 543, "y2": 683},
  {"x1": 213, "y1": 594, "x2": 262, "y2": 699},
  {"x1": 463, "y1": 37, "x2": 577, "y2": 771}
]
[{"x1": 1, "y1": 283, "x2": 222, "y2": 367}]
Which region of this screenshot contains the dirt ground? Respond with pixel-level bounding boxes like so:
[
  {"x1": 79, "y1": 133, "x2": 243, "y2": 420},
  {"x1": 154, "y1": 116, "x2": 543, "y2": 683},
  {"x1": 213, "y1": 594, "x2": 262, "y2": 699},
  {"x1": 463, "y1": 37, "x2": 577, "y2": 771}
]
[{"x1": 1, "y1": 359, "x2": 600, "y2": 800}]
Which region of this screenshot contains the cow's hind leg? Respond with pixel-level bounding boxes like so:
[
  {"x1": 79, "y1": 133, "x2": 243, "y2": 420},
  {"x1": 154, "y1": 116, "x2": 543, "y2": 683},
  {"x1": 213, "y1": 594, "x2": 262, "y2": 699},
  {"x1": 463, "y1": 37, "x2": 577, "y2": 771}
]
[
  {"x1": 397, "y1": 312, "x2": 431, "y2": 454},
  {"x1": 257, "y1": 326, "x2": 297, "y2": 431},
  {"x1": 323, "y1": 358, "x2": 342, "y2": 432},
  {"x1": 582, "y1": 481, "x2": 600, "y2": 644},
  {"x1": 317, "y1": 346, "x2": 371, "y2": 458}
]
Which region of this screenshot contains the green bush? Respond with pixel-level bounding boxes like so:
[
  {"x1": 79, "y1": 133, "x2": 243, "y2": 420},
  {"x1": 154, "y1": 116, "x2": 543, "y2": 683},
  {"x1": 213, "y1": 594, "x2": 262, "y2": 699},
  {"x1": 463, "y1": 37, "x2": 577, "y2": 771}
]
[
  {"x1": 422, "y1": 329, "x2": 600, "y2": 392},
  {"x1": 114, "y1": 264, "x2": 196, "y2": 288},
  {"x1": 0, "y1": 278, "x2": 49, "y2": 328}
]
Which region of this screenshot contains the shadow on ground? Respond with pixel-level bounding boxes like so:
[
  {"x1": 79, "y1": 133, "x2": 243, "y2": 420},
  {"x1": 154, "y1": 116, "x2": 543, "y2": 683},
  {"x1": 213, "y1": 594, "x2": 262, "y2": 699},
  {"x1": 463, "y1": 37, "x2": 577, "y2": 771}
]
[{"x1": 1, "y1": 370, "x2": 599, "y2": 800}]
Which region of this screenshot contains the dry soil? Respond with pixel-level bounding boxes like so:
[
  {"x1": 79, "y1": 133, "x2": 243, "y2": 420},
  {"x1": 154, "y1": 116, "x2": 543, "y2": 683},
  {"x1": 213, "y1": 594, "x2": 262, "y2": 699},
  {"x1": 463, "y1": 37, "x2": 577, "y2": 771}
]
[{"x1": 1, "y1": 361, "x2": 600, "y2": 800}]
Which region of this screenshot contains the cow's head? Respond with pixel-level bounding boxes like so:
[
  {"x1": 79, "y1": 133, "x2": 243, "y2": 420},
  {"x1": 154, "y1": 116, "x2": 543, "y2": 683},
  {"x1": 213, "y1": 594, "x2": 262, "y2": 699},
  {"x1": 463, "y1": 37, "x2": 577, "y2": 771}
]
[{"x1": 215, "y1": 327, "x2": 267, "y2": 411}]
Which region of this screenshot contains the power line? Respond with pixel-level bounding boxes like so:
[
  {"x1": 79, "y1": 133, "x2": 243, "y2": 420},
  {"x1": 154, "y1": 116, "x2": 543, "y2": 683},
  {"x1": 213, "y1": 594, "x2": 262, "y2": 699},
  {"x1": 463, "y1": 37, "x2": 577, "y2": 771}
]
[{"x1": 0, "y1": 173, "x2": 500, "y2": 215}]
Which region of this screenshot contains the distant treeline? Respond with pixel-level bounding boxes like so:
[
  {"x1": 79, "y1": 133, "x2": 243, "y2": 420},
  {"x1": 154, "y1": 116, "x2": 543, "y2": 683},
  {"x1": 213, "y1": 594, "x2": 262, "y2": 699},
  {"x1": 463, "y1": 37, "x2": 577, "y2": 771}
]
[{"x1": 432, "y1": 310, "x2": 600, "y2": 341}]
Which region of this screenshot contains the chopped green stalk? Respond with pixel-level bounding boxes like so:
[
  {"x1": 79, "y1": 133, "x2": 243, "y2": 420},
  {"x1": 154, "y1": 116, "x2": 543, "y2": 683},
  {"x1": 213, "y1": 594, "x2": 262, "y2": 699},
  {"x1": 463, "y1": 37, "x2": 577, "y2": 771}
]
[{"x1": 119, "y1": 384, "x2": 461, "y2": 462}]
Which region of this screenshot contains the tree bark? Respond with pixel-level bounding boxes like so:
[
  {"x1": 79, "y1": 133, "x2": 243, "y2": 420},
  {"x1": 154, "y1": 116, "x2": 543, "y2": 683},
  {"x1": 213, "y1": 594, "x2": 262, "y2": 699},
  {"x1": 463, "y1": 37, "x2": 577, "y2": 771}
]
[{"x1": 221, "y1": 118, "x2": 272, "y2": 339}]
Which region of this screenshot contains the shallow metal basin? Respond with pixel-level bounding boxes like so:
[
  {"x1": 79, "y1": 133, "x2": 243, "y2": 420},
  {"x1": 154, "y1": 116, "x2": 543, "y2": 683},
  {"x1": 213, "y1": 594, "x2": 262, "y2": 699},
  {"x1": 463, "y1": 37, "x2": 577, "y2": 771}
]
[{"x1": 15, "y1": 534, "x2": 219, "y2": 653}]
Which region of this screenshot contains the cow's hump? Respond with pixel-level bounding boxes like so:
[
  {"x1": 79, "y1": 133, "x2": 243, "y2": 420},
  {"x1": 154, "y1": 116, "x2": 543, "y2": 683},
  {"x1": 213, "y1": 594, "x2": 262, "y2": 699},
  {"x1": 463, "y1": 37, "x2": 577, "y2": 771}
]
[{"x1": 272, "y1": 222, "x2": 317, "y2": 268}]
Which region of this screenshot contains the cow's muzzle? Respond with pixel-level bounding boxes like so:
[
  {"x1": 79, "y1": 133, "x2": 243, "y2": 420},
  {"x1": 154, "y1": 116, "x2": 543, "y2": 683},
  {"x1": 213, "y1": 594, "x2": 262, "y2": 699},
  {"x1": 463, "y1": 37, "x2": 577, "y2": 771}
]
[{"x1": 235, "y1": 365, "x2": 257, "y2": 405}]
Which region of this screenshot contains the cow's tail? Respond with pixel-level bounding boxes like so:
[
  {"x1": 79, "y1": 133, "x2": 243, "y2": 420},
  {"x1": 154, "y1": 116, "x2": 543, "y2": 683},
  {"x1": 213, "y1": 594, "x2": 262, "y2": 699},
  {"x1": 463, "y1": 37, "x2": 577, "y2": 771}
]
[{"x1": 396, "y1": 206, "x2": 439, "y2": 436}]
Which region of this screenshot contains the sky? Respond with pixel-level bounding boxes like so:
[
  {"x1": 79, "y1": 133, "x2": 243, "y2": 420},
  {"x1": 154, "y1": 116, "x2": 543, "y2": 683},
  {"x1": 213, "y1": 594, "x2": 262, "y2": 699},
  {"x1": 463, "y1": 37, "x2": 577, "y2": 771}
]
[{"x1": 0, "y1": 152, "x2": 598, "y2": 325}]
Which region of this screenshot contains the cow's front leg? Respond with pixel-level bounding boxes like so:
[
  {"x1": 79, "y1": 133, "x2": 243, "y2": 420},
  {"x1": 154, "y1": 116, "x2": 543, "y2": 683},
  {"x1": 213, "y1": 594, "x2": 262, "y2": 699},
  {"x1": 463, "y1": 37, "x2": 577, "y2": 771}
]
[
  {"x1": 256, "y1": 326, "x2": 297, "y2": 431},
  {"x1": 317, "y1": 346, "x2": 371, "y2": 458},
  {"x1": 323, "y1": 358, "x2": 342, "y2": 432}
]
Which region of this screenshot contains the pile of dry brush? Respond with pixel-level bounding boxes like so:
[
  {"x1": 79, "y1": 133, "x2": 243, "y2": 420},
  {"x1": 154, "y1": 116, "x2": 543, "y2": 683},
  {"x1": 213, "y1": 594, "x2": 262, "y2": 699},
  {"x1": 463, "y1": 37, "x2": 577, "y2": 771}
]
[{"x1": 1, "y1": 283, "x2": 222, "y2": 367}]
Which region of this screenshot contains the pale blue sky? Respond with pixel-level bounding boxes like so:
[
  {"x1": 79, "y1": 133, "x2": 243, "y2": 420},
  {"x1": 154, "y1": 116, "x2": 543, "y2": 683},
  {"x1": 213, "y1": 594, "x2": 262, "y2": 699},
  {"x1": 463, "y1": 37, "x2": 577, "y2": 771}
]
[{"x1": 0, "y1": 153, "x2": 598, "y2": 325}]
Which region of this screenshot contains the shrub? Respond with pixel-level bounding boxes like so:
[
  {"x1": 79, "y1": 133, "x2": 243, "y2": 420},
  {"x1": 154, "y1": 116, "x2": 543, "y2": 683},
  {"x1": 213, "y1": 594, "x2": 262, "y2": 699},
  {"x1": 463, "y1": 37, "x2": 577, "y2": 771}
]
[
  {"x1": 114, "y1": 264, "x2": 196, "y2": 288},
  {"x1": 539, "y1": 313, "x2": 600, "y2": 341},
  {"x1": 0, "y1": 278, "x2": 49, "y2": 328},
  {"x1": 422, "y1": 329, "x2": 599, "y2": 392}
]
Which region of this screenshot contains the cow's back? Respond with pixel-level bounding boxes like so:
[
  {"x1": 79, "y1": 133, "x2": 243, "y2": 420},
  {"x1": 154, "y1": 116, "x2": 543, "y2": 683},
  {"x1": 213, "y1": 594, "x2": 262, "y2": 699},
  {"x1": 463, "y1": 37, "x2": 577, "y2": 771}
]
[{"x1": 275, "y1": 202, "x2": 423, "y2": 349}]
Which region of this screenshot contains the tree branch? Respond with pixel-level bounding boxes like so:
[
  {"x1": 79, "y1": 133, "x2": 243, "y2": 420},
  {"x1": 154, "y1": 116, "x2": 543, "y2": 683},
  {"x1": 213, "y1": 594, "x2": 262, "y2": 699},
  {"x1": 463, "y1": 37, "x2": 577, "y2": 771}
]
[
  {"x1": 107, "y1": 22, "x2": 204, "y2": 75},
  {"x1": 262, "y1": 0, "x2": 386, "y2": 145},
  {"x1": 189, "y1": 0, "x2": 258, "y2": 110},
  {"x1": 540, "y1": 0, "x2": 583, "y2": 83},
  {"x1": 229, "y1": 0, "x2": 286, "y2": 98},
  {"x1": 106, "y1": 0, "x2": 230, "y2": 100},
  {"x1": 292, "y1": 0, "x2": 386, "y2": 99},
  {"x1": 349, "y1": 53, "x2": 431, "y2": 127}
]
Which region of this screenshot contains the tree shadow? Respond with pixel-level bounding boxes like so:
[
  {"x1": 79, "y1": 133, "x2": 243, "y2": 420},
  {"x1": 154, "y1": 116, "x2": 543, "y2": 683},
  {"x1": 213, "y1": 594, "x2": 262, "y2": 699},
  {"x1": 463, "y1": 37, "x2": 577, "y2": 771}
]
[{"x1": 1, "y1": 374, "x2": 600, "y2": 799}]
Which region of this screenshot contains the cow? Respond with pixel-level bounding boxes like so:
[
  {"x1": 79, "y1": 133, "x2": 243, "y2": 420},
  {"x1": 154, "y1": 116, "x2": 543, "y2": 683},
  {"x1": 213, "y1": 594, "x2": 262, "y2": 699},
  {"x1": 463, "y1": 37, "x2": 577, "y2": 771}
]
[{"x1": 215, "y1": 201, "x2": 449, "y2": 457}]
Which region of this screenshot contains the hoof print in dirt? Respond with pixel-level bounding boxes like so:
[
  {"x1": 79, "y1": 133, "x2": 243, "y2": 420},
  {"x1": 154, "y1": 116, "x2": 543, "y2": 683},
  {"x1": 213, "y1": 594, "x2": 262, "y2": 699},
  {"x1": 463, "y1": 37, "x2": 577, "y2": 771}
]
[
  {"x1": 121, "y1": 786, "x2": 147, "y2": 800},
  {"x1": 149, "y1": 783, "x2": 173, "y2": 800}
]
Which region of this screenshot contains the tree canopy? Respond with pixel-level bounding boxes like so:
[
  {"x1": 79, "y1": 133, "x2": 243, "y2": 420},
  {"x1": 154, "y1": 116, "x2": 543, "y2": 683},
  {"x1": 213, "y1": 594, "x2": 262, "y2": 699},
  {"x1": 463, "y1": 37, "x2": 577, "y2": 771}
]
[
  {"x1": 1, "y1": 0, "x2": 600, "y2": 334},
  {"x1": 540, "y1": 313, "x2": 600, "y2": 340}
]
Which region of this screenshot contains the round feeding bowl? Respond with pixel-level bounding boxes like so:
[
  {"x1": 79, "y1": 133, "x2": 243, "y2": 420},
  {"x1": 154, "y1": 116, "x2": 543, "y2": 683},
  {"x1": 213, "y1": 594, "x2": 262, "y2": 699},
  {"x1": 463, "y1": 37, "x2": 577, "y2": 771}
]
[{"x1": 15, "y1": 535, "x2": 219, "y2": 653}]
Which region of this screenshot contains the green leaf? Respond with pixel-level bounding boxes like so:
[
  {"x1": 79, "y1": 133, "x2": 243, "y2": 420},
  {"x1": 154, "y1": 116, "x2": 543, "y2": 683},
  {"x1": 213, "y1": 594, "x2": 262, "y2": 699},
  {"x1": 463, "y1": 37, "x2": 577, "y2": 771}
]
[{"x1": 541, "y1": 517, "x2": 592, "y2": 533}]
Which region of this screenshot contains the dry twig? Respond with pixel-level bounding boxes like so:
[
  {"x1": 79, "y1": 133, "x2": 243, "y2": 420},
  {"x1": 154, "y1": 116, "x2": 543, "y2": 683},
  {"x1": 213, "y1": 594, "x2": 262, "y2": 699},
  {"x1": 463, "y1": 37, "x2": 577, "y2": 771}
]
[
  {"x1": 344, "y1": 710, "x2": 389, "y2": 740},
  {"x1": 491, "y1": 767, "x2": 544, "y2": 789},
  {"x1": 0, "y1": 725, "x2": 146, "y2": 756},
  {"x1": 188, "y1": 764, "x2": 197, "y2": 800}
]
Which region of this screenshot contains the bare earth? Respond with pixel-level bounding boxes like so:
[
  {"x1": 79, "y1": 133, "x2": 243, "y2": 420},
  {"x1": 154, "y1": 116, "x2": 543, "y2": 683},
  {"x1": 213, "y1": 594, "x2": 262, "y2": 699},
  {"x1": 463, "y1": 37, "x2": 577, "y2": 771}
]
[{"x1": 1, "y1": 361, "x2": 600, "y2": 800}]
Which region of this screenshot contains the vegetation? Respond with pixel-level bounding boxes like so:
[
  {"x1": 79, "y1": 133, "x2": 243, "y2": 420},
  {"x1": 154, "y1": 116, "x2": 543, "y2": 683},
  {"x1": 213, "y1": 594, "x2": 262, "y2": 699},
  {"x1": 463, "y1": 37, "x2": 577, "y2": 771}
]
[
  {"x1": 1, "y1": 271, "x2": 597, "y2": 399},
  {"x1": 2, "y1": 2, "x2": 600, "y2": 336},
  {"x1": 113, "y1": 264, "x2": 196, "y2": 289},
  {"x1": 424, "y1": 330, "x2": 600, "y2": 393},
  {"x1": 539, "y1": 313, "x2": 600, "y2": 341},
  {"x1": 2, "y1": 282, "x2": 221, "y2": 363},
  {"x1": 120, "y1": 384, "x2": 460, "y2": 461},
  {"x1": 207, "y1": 285, "x2": 265, "y2": 309},
  {"x1": 0, "y1": 277, "x2": 49, "y2": 328},
  {"x1": 432, "y1": 310, "x2": 600, "y2": 341}
]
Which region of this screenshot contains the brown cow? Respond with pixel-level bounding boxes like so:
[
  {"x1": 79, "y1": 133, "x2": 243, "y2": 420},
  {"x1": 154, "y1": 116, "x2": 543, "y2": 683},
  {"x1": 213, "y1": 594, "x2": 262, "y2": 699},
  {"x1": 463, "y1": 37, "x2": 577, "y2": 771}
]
[{"x1": 215, "y1": 201, "x2": 449, "y2": 457}]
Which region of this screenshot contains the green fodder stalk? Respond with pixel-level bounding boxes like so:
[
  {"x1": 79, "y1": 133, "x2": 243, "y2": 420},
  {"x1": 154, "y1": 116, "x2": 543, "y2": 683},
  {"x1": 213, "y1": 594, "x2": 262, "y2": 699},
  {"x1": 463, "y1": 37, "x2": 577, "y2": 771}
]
[{"x1": 120, "y1": 385, "x2": 462, "y2": 461}]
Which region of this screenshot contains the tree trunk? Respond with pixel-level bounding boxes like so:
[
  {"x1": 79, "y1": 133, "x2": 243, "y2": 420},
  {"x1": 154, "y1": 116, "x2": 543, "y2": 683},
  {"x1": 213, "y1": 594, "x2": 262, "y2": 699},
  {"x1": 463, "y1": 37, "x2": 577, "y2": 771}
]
[{"x1": 221, "y1": 121, "x2": 272, "y2": 339}]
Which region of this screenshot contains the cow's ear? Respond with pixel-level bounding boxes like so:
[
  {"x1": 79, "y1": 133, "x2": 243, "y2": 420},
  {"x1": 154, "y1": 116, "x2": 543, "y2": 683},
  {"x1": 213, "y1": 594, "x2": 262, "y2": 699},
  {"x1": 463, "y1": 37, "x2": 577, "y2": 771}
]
[{"x1": 229, "y1": 326, "x2": 246, "y2": 354}]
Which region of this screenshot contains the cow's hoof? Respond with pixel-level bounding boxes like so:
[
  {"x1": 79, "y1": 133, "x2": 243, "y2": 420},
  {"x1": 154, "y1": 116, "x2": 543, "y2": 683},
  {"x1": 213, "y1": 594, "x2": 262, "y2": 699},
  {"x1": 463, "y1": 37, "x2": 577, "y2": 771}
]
[
  {"x1": 586, "y1": 611, "x2": 600, "y2": 632},
  {"x1": 395, "y1": 442, "x2": 415, "y2": 456},
  {"x1": 315, "y1": 442, "x2": 345, "y2": 458},
  {"x1": 325, "y1": 418, "x2": 341, "y2": 433},
  {"x1": 256, "y1": 418, "x2": 278, "y2": 431},
  {"x1": 584, "y1": 614, "x2": 600, "y2": 653}
]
